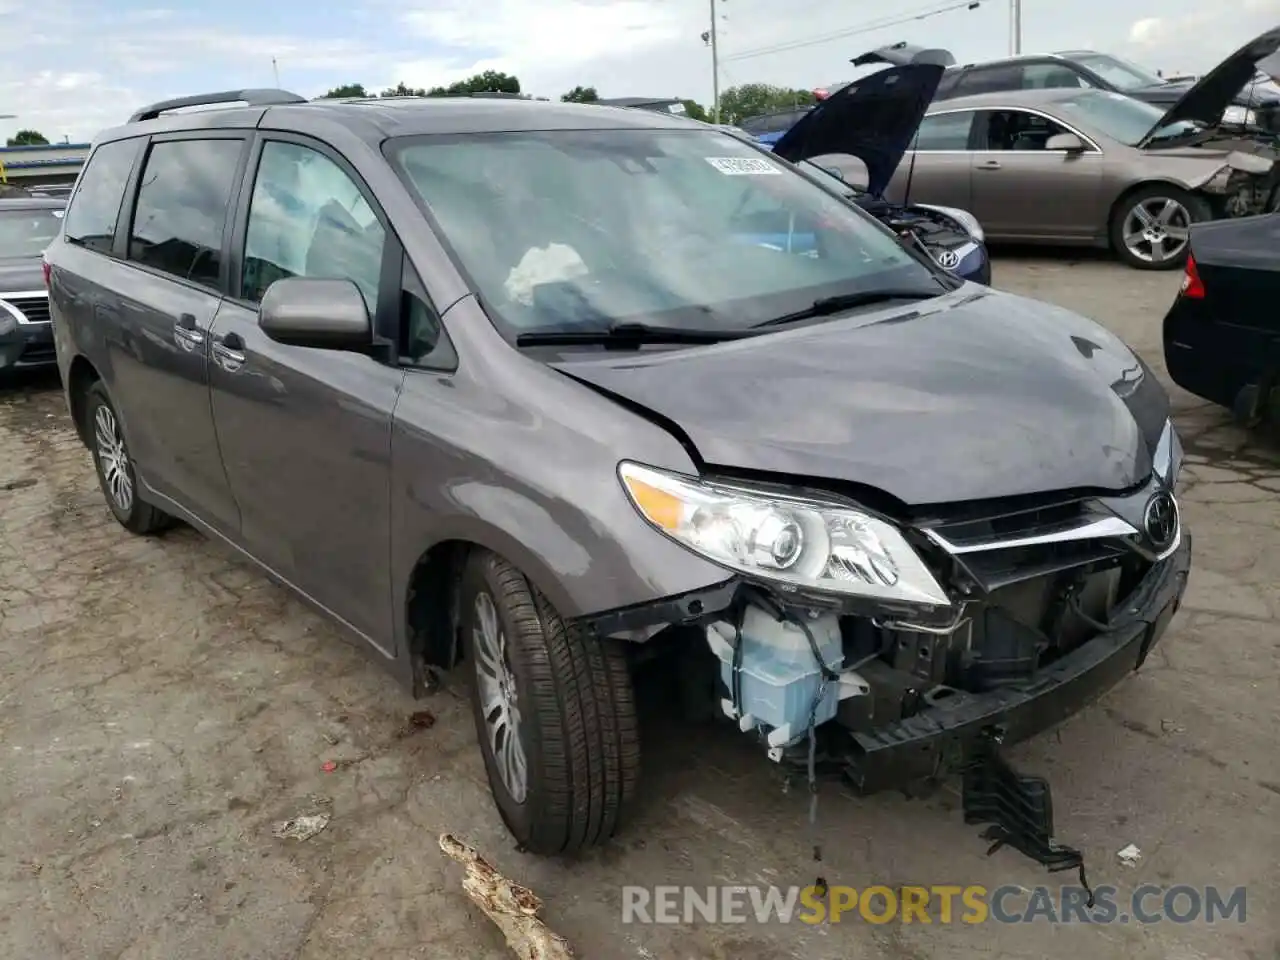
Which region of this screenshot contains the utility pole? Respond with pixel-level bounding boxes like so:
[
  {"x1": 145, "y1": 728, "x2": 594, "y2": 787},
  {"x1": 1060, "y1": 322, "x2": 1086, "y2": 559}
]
[
  {"x1": 709, "y1": 0, "x2": 721, "y2": 124},
  {"x1": 272, "y1": 57, "x2": 281, "y2": 87},
  {"x1": 1010, "y1": 0, "x2": 1022, "y2": 55}
]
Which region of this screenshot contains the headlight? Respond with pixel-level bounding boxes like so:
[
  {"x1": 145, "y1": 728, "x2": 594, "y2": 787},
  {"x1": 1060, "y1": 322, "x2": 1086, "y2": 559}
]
[
  {"x1": 1153, "y1": 418, "x2": 1183, "y2": 485},
  {"x1": 619, "y1": 461, "x2": 950, "y2": 608},
  {"x1": 1222, "y1": 105, "x2": 1257, "y2": 126},
  {"x1": 916, "y1": 203, "x2": 984, "y2": 242}
]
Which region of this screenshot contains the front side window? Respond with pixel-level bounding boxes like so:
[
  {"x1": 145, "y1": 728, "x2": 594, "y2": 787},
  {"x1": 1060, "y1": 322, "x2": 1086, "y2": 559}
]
[
  {"x1": 980, "y1": 110, "x2": 1072, "y2": 151},
  {"x1": 1070, "y1": 54, "x2": 1164, "y2": 91},
  {"x1": 388, "y1": 128, "x2": 939, "y2": 339},
  {"x1": 63, "y1": 138, "x2": 139, "y2": 255},
  {"x1": 915, "y1": 111, "x2": 975, "y2": 150},
  {"x1": 128, "y1": 138, "x2": 244, "y2": 286},
  {"x1": 0, "y1": 207, "x2": 64, "y2": 259},
  {"x1": 242, "y1": 141, "x2": 385, "y2": 312}
]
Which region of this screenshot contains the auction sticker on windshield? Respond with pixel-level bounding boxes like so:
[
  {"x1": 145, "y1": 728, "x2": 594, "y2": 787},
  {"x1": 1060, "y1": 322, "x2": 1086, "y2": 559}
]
[{"x1": 704, "y1": 157, "x2": 781, "y2": 175}]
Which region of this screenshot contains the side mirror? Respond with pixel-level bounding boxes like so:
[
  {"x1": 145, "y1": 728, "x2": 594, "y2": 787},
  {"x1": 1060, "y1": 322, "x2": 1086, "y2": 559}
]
[
  {"x1": 259, "y1": 277, "x2": 374, "y2": 351},
  {"x1": 1046, "y1": 132, "x2": 1086, "y2": 153}
]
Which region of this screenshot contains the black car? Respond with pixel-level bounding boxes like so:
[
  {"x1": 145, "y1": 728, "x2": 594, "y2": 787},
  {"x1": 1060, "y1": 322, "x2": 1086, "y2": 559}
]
[
  {"x1": 928, "y1": 33, "x2": 1280, "y2": 134},
  {"x1": 0, "y1": 196, "x2": 63, "y2": 373},
  {"x1": 1163, "y1": 213, "x2": 1280, "y2": 424}
]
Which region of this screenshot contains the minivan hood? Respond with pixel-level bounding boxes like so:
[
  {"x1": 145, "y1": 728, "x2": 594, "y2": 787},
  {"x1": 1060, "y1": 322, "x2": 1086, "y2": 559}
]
[
  {"x1": 0, "y1": 257, "x2": 44, "y2": 293},
  {"x1": 1139, "y1": 24, "x2": 1280, "y2": 146},
  {"x1": 550, "y1": 290, "x2": 1167, "y2": 508},
  {"x1": 772, "y1": 61, "x2": 947, "y2": 197}
]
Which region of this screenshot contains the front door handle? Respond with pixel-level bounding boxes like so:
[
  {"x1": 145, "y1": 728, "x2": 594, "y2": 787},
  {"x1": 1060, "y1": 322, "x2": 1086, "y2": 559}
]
[
  {"x1": 173, "y1": 312, "x2": 205, "y2": 351},
  {"x1": 211, "y1": 331, "x2": 246, "y2": 371},
  {"x1": 977, "y1": 160, "x2": 1002, "y2": 170}
]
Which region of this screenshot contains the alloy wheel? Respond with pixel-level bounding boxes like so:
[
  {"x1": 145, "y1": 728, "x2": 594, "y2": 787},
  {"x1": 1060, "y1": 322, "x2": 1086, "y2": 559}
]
[
  {"x1": 93, "y1": 405, "x2": 134, "y2": 513},
  {"x1": 472, "y1": 590, "x2": 528, "y2": 803},
  {"x1": 1122, "y1": 197, "x2": 1191, "y2": 264}
]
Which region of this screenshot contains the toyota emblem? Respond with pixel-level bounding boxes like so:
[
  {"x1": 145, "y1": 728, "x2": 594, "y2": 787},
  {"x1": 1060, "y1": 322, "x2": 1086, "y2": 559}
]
[
  {"x1": 935, "y1": 249, "x2": 960, "y2": 269},
  {"x1": 1143, "y1": 491, "x2": 1178, "y2": 550}
]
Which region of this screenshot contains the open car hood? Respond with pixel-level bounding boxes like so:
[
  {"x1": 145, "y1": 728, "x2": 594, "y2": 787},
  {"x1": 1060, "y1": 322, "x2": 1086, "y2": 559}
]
[
  {"x1": 771, "y1": 60, "x2": 947, "y2": 197},
  {"x1": 1139, "y1": 24, "x2": 1280, "y2": 146}
]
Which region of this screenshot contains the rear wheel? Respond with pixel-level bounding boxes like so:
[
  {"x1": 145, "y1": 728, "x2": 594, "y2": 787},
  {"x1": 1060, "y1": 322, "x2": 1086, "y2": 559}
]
[
  {"x1": 1109, "y1": 185, "x2": 1209, "y2": 270},
  {"x1": 84, "y1": 381, "x2": 171, "y2": 535},
  {"x1": 459, "y1": 549, "x2": 640, "y2": 854}
]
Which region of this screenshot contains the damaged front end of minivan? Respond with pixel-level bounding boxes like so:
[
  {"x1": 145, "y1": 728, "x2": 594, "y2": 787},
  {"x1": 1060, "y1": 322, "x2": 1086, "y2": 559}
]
[{"x1": 574, "y1": 422, "x2": 1190, "y2": 878}]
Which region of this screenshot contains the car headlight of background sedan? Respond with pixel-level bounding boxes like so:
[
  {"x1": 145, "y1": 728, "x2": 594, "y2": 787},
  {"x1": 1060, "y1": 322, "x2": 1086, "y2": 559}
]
[
  {"x1": 619, "y1": 461, "x2": 950, "y2": 608},
  {"x1": 1221, "y1": 105, "x2": 1258, "y2": 126}
]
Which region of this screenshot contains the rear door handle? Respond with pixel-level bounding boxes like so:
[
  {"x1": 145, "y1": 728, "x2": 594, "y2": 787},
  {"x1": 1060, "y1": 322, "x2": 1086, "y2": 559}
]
[
  {"x1": 977, "y1": 160, "x2": 1002, "y2": 170},
  {"x1": 211, "y1": 331, "x2": 246, "y2": 370},
  {"x1": 173, "y1": 312, "x2": 205, "y2": 350}
]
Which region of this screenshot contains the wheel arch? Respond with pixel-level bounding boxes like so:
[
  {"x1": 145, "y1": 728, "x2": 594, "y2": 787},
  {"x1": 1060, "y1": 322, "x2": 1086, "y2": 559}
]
[{"x1": 66, "y1": 354, "x2": 102, "y2": 448}]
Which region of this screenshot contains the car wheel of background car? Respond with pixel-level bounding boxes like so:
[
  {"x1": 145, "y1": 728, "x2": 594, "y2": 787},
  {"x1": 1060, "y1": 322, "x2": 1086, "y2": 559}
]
[
  {"x1": 459, "y1": 548, "x2": 640, "y2": 855},
  {"x1": 83, "y1": 381, "x2": 172, "y2": 535},
  {"x1": 1109, "y1": 184, "x2": 1209, "y2": 271}
]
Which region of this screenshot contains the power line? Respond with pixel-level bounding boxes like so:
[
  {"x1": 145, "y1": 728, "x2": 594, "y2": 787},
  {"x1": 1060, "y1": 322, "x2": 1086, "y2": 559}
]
[{"x1": 721, "y1": 0, "x2": 982, "y2": 63}]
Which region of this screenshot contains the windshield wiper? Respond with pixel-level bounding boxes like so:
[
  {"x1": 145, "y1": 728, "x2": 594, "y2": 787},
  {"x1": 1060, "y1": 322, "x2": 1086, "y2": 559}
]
[
  {"x1": 753, "y1": 289, "x2": 941, "y2": 329},
  {"x1": 515, "y1": 321, "x2": 753, "y2": 348}
]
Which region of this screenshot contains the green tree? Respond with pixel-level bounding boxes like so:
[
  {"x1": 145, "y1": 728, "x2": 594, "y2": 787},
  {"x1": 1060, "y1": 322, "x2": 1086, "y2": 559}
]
[
  {"x1": 717, "y1": 84, "x2": 815, "y2": 125},
  {"x1": 380, "y1": 81, "x2": 428, "y2": 98},
  {"x1": 561, "y1": 85, "x2": 599, "y2": 103},
  {"x1": 680, "y1": 100, "x2": 710, "y2": 123},
  {"x1": 321, "y1": 83, "x2": 369, "y2": 99},
  {"x1": 6, "y1": 129, "x2": 49, "y2": 147},
  {"x1": 425, "y1": 71, "x2": 523, "y2": 98}
]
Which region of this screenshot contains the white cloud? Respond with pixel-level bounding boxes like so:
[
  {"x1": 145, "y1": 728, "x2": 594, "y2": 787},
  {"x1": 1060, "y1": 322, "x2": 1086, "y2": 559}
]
[{"x1": 1124, "y1": 0, "x2": 1280, "y2": 73}]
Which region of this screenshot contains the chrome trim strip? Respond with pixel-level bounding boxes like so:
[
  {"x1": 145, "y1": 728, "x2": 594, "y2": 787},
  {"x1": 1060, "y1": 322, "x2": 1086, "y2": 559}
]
[
  {"x1": 917, "y1": 104, "x2": 1106, "y2": 154},
  {"x1": 924, "y1": 514, "x2": 1139, "y2": 555}
]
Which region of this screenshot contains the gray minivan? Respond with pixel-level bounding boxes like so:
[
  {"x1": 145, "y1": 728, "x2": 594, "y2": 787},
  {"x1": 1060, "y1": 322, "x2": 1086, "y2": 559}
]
[{"x1": 46, "y1": 89, "x2": 1190, "y2": 862}]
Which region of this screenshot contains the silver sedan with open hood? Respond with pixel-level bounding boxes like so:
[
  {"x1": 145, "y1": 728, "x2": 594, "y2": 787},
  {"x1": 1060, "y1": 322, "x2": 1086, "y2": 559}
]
[{"x1": 872, "y1": 26, "x2": 1280, "y2": 269}]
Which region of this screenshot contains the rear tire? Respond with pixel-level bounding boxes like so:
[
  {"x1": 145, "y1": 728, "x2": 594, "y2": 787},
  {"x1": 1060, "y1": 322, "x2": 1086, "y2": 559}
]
[
  {"x1": 1109, "y1": 184, "x2": 1209, "y2": 271},
  {"x1": 459, "y1": 549, "x2": 640, "y2": 854},
  {"x1": 83, "y1": 381, "x2": 171, "y2": 535}
]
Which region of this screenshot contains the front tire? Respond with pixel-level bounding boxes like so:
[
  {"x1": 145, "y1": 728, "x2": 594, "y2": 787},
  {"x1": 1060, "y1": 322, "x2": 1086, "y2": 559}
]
[
  {"x1": 1109, "y1": 184, "x2": 1209, "y2": 271},
  {"x1": 459, "y1": 549, "x2": 640, "y2": 854},
  {"x1": 83, "y1": 381, "x2": 171, "y2": 535}
]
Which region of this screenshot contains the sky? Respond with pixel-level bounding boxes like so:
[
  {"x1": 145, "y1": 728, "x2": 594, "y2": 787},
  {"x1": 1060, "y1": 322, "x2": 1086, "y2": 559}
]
[{"x1": 1, "y1": 0, "x2": 1279, "y2": 143}]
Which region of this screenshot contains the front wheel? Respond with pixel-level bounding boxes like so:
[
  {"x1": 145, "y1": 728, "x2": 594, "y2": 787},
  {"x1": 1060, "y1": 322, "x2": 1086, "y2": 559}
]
[
  {"x1": 83, "y1": 381, "x2": 171, "y2": 535},
  {"x1": 1109, "y1": 185, "x2": 1209, "y2": 270},
  {"x1": 459, "y1": 549, "x2": 640, "y2": 855}
]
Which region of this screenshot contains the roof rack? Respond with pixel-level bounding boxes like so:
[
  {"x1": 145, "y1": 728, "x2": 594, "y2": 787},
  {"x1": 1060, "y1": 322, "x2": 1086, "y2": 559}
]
[{"x1": 128, "y1": 88, "x2": 308, "y2": 123}]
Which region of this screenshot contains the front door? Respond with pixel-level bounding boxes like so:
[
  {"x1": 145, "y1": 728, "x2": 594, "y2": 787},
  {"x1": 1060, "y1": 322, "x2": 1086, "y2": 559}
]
[
  {"x1": 105, "y1": 135, "x2": 248, "y2": 532},
  {"x1": 207, "y1": 136, "x2": 404, "y2": 652},
  {"x1": 967, "y1": 109, "x2": 1105, "y2": 242}
]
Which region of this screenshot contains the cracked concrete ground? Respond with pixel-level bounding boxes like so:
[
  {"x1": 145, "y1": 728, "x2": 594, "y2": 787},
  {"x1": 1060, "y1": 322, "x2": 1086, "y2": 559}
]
[{"x1": 2, "y1": 253, "x2": 1278, "y2": 960}]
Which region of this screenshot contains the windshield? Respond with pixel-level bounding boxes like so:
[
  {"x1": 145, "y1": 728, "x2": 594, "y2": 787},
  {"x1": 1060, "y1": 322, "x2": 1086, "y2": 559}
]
[
  {"x1": 1054, "y1": 90, "x2": 1201, "y2": 146},
  {"x1": 388, "y1": 128, "x2": 936, "y2": 338},
  {"x1": 1072, "y1": 53, "x2": 1165, "y2": 91},
  {"x1": 0, "y1": 207, "x2": 63, "y2": 258}
]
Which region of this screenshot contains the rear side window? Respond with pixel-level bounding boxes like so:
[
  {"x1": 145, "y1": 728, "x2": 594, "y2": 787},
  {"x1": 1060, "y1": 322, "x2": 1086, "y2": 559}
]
[
  {"x1": 128, "y1": 138, "x2": 244, "y2": 287},
  {"x1": 1021, "y1": 63, "x2": 1090, "y2": 90},
  {"x1": 954, "y1": 65, "x2": 1025, "y2": 96},
  {"x1": 915, "y1": 111, "x2": 975, "y2": 150},
  {"x1": 63, "y1": 139, "x2": 139, "y2": 254}
]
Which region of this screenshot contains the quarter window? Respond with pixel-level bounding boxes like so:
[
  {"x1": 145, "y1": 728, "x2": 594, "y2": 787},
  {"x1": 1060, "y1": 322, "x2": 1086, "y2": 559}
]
[
  {"x1": 63, "y1": 139, "x2": 140, "y2": 255},
  {"x1": 915, "y1": 112, "x2": 975, "y2": 150},
  {"x1": 127, "y1": 139, "x2": 244, "y2": 286},
  {"x1": 241, "y1": 141, "x2": 385, "y2": 312}
]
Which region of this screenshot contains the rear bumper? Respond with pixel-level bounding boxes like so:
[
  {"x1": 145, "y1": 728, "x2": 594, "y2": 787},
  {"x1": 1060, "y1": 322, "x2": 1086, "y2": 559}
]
[
  {"x1": 0, "y1": 316, "x2": 56, "y2": 370},
  {"x1": 1163, "y1": 295, "x2": 1280, "y2": 409},
  {"x1": 845, "y1": 531, "x2": 1192, "y2": 793}
]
